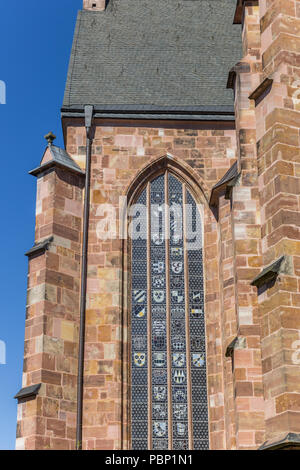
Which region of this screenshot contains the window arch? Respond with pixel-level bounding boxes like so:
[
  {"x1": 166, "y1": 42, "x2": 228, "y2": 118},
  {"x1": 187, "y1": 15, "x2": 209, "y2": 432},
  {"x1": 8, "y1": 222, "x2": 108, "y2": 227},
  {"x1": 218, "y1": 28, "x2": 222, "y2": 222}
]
[{"x1": 129, "y1": 169, "x2": 209, "y2": 450}]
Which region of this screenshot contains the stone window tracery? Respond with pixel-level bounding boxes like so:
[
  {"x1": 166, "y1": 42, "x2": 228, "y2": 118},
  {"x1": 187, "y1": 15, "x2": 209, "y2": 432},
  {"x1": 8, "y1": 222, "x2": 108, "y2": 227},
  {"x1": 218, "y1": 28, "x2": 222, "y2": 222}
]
[{"x1": 130, "y1": 170, "x2": 209, "y2": 450}]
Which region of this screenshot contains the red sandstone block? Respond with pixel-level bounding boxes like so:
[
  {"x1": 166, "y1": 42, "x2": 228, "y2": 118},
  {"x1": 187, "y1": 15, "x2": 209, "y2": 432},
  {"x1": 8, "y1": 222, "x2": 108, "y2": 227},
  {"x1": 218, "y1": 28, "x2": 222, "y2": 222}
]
[
  {"x1": 84, "y1": 375, "x2": 105, "y2": 387},
  {"x1": 263, "y1": 33, "x2": 300, "y2": 68},
  {"x1": 52, "y1": 223, "x2": 79, "y2": 243},
  {"x1": 238, "y1": 431, "x2": 255, "y2": 446},
  {"x1": 209, "y1": 431, "x2": 225, "y2": 450},
  {"x1": 46, "y1": 384, "x2": 63, "y2": 400},
  {"x1": 42, "y1": 353, "x2": 56, "y2": 371},
  {"x1": 234, "y1": 350, "x2": 253, "y2": 367},
  {"x1": 45, "y1": 270, "x2": 74, "y2": 291},
  {"x1": 83, "y1": 426, "x2": 107, "y2": 439},
  {"x1": 42, "y1": 398, "x2": 59, "y2": 418},
  {"x1": 33, "y1": 436, "x2": 51, "y2": 450},
  {"x1": 235, "y1": 382, "x2": 254, "y2": 397},
  {"x1": 276, "y1": 393, "x2": 300, "y2": 414},
  {"x1": 249, "y1": 397, "x2": 265, "y2": 412},
  {"x1": 50, "y1": 437, "x2": 70, "y2": 450},
  {"x1": 41, "y1": 370, "x2": 62, "y2": 386},
  {"x1": 95, "y1": 439, "x2": 115, "y2": 450},
  {"x1": 266, "y1": 411, "x2": 300, "y2": 439},
  {"x1": 60, "y1": 400, "x2": 76, "y2": 413},
  {"x1": 236, "y1": 397, "x2": 250, "y2": 412},
  {"x1": 46, "y1": 418, "x2": 66, "y2": 438},
  {"x1": 238, "y1": 411, "x2": 265, "y2": 431},
  {"x1": 281, "y1": 307, "x2": 300, "y2": 329},
  {"x1": 261, "y1": 0, "x2": 295, "y2": 33}
]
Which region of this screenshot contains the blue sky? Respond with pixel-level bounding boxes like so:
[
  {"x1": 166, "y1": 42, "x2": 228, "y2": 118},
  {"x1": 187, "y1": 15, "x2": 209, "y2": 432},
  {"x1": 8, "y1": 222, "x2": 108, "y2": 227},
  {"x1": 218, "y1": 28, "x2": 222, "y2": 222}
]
[{"x1": 0, "y1": 0, "x2": 82, "y2": 449}]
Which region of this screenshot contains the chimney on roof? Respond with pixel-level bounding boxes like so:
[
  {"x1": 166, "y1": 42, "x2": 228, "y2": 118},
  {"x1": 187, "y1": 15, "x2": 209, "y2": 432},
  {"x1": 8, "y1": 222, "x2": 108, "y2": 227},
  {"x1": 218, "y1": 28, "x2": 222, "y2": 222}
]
[{"x1": 83, "y1": 0, "x2": 106, "y2": 11}]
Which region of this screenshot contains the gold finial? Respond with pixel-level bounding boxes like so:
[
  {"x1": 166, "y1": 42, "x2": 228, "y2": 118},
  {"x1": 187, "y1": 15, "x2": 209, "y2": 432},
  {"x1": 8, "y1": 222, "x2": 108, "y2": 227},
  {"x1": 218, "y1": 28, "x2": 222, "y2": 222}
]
[{"x1": 44, "y1": 132, "x2": 56, "y2": 146}]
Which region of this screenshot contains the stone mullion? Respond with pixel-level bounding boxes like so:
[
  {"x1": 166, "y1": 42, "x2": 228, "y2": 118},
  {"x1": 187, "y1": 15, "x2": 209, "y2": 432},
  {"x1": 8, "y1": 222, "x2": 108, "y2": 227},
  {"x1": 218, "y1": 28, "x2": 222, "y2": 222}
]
[
  {"x1": 165, "y1": 172, "x2": 173, "y2": 450},
  {"x1": 182, "y1": 184, "x2": 193, "y2": 450},
  {"x1": 130, "y1": 187, "x2": 149, "y2": 450},
  {"x1": 147, "y1": 182, "x2": 153, "y2": 450}
]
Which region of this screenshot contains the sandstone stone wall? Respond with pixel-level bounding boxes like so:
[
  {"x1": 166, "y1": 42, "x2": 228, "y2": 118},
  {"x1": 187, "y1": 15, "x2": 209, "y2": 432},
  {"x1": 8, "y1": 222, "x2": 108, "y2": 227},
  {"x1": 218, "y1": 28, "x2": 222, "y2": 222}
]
[
  {"x1": 16, "y1": 168, "x2": 84, "y2": 450},
  {"x1": 16, "y1": 0, "x2": 300, "y2": 450},
  {"x1": 65, "y1": 122, "x2": 237, "y2": 450},
  {"x1": 254, "y1": 0, "x2": 300, "y2": 445},
  {"x1": 229, "y1": 2, "x2": 266, "y2": 450}
]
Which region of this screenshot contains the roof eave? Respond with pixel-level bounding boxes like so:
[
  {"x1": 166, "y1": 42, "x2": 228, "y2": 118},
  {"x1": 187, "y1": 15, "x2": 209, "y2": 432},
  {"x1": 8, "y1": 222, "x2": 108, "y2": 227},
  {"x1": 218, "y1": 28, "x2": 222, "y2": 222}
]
[
  {"x1": 29, "y1": 160, "x2": 85, "y2": 178},
  {"x1": 25, "y1": 237, "x2": 54, "y2": 258},
  {"x1": 259, "y1": 433, "x2": 300, "y2": 451},
  {"x1": 14, "y1": 383, "x2": 42, "y2": 402},
  {"x1": 61, "y1": 105, "x2": 236, "y2": 121},
  {"x1": 233, "y1": 0, "x2": 259, "y2": 25}
]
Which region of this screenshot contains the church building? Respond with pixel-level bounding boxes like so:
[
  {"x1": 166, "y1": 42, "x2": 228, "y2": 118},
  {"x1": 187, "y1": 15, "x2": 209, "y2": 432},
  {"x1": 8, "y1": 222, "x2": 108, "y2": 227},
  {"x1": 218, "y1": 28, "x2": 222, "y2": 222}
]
[{"x1": 15, "y1": 0, "x2": 300, "y2": 450}]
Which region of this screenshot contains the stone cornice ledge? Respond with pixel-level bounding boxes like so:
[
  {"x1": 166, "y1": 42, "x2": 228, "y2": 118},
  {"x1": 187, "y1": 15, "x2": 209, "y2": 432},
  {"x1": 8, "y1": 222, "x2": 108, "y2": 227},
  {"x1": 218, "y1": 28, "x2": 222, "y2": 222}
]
[
  {"x1": 227, "y1": 62, "x2": 251, "y2": 90},
  {"x1": 29, "y1": 159, "x2": 85, "y2": 178},
  {"x1": 259, "y1": 432, "x2": 300, "y2": 450},
  {"x1": 225, "y1": 336, "x2": 246, "y2": 358},
  {"x1": 251, "y1": 256, "x2": 285, "y2": 288},
  {"x1": 14, "y1": 383, "x2": 42, "y2": 403},
  {"x1": 25, "y1": 236, "x2": 54, "y2": 258},
  {"x1": 249, "y1": 77, "x2": 273, "y2": 105},
  {"x1": 225, "y1": 173, "x2": 241, "y2": 200},
  {"x1": 210, "y1": 161, "x2": 239, "y2": 207},
  {"x1": 233, "y1": 0, "x2": 259, "y2": 25}
]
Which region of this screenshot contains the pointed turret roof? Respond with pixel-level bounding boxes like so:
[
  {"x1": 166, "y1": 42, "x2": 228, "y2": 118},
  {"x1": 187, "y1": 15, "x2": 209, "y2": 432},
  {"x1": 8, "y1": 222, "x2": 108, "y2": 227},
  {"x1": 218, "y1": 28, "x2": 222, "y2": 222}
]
[{"x1": 29, "y1": 143, "x2": 85, "y2": 177}]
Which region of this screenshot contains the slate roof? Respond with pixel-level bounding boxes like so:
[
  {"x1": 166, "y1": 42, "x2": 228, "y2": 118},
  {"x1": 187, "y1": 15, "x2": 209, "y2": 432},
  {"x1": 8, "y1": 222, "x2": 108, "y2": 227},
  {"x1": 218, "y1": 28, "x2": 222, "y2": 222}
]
[
  {"x1": 49, "y1": 145, "x2": 84, "y2": 173},
  {"x1": 63, "y1": 0, "x2": 242, "y2": 116},
  {"x1": 14, "y1": 384, "x2": 42, "y2": 401},
  {"x1": 29, "y1": 145, "x2": 85, "y2": 177},
  {"x1": 25, "y1": 237, "x2": 54, "y2": 258},
  {"x1": 209, "y1": 161, "x2": 239, "y2": 206}
]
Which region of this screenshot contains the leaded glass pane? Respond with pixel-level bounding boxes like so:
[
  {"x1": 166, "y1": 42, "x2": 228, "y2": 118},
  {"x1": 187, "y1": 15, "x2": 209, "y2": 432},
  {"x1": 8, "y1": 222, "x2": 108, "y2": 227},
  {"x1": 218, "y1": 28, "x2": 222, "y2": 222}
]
[
  {"x1": 187, "y1": 190, "x2": 209, "y2": 446},
  {"x1": 131, "y1": 189, "x2": 148, "y2": 449},
  {"x1": 168, "y1": 174, "x2": 189, "y2": 448},
  {"x1": 150, "y1": 174, "x2": 168, "y2": 446},
  {"x1": 130, "y1": 174, "x2": 209, "y2": 450}
]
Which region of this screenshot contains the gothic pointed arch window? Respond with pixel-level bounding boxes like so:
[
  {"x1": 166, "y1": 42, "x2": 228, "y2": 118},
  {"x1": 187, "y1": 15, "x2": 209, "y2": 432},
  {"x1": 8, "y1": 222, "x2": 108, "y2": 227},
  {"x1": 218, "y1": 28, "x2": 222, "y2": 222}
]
[{"x1": 129, "y1": 169, "x2": 209, "y2": 450}]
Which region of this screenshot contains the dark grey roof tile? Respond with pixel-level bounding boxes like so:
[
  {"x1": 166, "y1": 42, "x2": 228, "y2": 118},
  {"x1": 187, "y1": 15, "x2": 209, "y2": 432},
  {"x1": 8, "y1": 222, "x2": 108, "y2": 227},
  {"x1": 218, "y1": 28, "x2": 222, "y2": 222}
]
[
  {"x1": 251, "y1": 256, "x2": 285, "y2": 288},
  {"x1": 14, "y1": 384, "x2": 42, "y2": 401},
  {"x1": 212, "y1": 161, "x2": 238, "y2": 190},
  {"x1": 25, "y1": 237, "x2": 54, "y2": 257},
  {"x1": 63, "y1": 0, "x2": 242, "y2": 113},
  {"x1": 29, "y1": 145, "x2": 85, "y2": 177}
]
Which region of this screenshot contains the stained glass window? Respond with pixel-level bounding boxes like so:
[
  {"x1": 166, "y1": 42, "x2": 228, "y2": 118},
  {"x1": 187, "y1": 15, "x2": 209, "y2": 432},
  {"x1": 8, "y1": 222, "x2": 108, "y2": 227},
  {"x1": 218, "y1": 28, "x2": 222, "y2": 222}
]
[{"x1": 130, "y1": 171, "x2": 209, "y2": 450}]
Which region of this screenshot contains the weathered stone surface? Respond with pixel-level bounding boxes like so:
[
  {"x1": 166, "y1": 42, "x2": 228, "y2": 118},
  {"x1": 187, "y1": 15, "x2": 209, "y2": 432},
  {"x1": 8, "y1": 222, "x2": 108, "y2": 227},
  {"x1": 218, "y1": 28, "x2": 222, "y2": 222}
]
[{"x1": 17, "y1": 0, "x2": 300, "y2": 452}]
